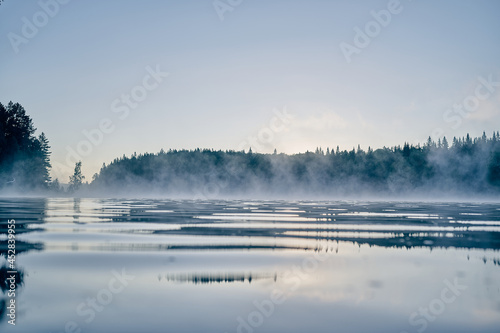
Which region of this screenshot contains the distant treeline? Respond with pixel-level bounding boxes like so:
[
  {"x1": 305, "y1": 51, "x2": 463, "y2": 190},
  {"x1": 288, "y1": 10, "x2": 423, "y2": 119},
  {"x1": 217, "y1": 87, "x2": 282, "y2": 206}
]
[
  {"x1": 91, "y1": 133, "x2": 500, "y2": 196},
  {"x1": 2, "y1": 100, "x2": 500, "y2": 197},
  {"x1": 0, "y1": 102, "x2": 53, "y2": 192}
]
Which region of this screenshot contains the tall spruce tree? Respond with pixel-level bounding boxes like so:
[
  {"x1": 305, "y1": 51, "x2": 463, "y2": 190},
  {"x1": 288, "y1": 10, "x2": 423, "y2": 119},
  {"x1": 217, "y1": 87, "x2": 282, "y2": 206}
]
[{"x1": 0, "y1": 101, "x2": 52, "y2": 190}]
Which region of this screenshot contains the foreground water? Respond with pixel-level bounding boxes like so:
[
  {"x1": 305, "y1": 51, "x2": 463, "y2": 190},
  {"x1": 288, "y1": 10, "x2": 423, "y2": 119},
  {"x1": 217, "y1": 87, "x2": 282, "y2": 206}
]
[{"x1": 0, "y1": 198, "x2": 499, "y2": 333}]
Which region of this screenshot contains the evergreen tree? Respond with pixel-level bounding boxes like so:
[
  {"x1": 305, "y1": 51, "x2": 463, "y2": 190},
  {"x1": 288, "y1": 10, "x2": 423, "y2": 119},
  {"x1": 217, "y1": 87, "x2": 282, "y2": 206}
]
[
  {"x1": 50, "y1": 178, "x2": 62, "y2": 192},
  {"x1": 442, "y1": 136, "x2": 449, "y2": 149},
  {"x1": 68, "y1": 161, "x2": 85, "y2": 193},
  {"x1": 35, "y1": 132, "x2": 51, "y2": 185},
  {"x1": 0, "y1": 101, "x2": 51, "y2": 190}
]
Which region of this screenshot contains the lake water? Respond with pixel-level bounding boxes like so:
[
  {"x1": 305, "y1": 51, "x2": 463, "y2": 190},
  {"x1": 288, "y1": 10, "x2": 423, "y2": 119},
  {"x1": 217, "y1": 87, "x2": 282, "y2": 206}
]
[{"x1": 1, "y1": 198, "x2": 499, "y2": 333}]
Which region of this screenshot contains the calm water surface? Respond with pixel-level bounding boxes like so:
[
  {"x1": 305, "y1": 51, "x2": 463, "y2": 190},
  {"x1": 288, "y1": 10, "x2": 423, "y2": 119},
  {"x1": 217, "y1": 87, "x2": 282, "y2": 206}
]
[{"x1": 1, "y1": 198, "x2": 499, "y2": 333}]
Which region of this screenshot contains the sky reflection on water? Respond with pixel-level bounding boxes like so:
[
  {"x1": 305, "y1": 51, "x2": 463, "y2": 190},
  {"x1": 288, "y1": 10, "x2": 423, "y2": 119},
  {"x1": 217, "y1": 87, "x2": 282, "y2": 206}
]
[{"x1": 0, "y1": 198, "x2": 499, "y2": 333}]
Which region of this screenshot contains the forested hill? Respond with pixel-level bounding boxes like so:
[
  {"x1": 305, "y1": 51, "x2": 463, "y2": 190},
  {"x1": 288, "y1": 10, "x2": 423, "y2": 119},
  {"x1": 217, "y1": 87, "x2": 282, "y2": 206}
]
[{"x1": 91, "y1": 133, "x2": 500, "y2": 197}]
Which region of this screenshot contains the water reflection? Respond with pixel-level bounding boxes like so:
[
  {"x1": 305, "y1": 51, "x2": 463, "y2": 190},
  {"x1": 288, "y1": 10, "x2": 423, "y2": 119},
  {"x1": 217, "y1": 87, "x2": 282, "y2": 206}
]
[
  {"x1": 0, "y1": 199, "x2": 43, "y2": 324},
  {"x1": 0, "y1": 198, "x2": 499, "y2": 333},
  {"x1": 0, "y1": 265, "x2": 25, "y2": 324},
  {"x1": 162, "y1": 272, "x2": 277, "y2": 284},
  {"x1": 3, "y1": 198, "x2": 498, "y2": 251}
]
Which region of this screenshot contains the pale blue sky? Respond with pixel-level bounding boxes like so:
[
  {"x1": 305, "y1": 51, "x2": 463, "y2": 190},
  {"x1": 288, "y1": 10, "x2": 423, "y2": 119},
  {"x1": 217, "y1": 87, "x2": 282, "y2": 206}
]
[{"x1": 1, "y1": 0, "x2": 499, "y2": 181}]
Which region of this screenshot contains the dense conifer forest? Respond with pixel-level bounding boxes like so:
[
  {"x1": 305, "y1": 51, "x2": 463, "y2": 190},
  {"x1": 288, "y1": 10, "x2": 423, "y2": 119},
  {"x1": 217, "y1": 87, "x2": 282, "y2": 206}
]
[
  {"x1": 2, "y1": 101, "x2": 500, "y2": 197},
  {"x1": 91, "y1": 132, "x2": 500, "y2": 197}
]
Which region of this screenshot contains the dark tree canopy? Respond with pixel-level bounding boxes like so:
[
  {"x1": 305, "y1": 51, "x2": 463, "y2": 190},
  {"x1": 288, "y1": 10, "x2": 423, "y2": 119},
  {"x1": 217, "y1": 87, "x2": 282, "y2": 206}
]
[{"x1": 0, "y1": 101, "x2": 51, "y2": 190}]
